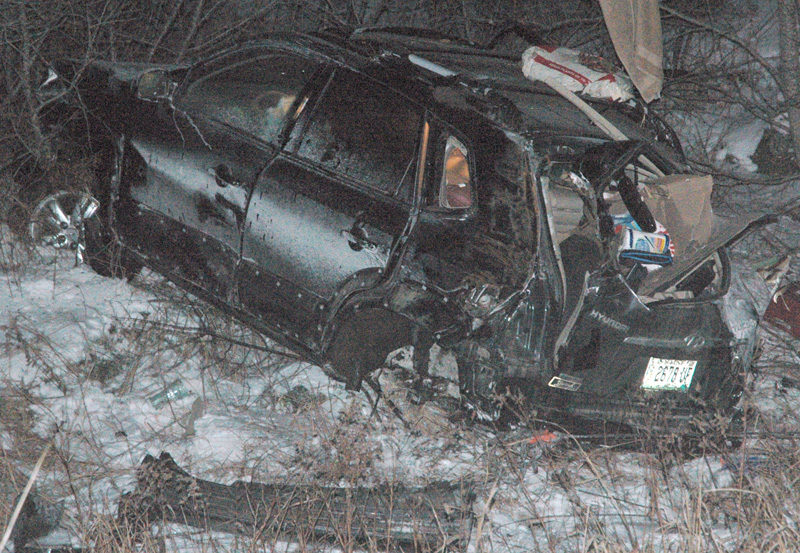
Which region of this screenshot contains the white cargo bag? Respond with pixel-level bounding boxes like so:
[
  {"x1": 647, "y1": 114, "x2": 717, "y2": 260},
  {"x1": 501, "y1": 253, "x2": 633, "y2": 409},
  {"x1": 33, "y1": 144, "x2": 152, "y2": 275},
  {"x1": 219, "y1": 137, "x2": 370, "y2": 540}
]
[{"x1": 521, "y1": 45, "x2": 634, "y2": 102}]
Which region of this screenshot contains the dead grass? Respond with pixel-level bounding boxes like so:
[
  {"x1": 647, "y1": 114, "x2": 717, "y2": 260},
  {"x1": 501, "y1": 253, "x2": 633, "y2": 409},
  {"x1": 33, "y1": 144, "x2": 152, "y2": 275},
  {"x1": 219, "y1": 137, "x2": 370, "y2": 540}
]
[
  {"x1": 4, "y1": 286, "x2": 800, "y2": 553},
  {"x1": 3, "y1": 302, "x2": 800, "y2": 552},
  {"x1": 2, "y1": 156, "x2": 800, "y2": 553},
  {"x1": 0, "y1": 389, "x2": 49, "y2": 463}
]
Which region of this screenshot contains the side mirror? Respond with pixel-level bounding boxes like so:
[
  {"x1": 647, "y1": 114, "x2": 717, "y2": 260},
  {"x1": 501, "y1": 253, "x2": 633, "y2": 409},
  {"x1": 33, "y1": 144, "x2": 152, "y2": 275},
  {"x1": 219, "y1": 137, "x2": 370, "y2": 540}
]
[{"x1": 137, "y1": 69, "x2": 175, "y2": 101}]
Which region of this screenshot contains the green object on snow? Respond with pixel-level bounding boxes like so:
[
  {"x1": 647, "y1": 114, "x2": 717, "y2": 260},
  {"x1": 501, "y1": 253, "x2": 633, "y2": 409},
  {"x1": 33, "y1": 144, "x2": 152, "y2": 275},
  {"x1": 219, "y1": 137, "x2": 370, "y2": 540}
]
[{"x1": 148, "y1": 379, "x2": 191, "y2": 409}]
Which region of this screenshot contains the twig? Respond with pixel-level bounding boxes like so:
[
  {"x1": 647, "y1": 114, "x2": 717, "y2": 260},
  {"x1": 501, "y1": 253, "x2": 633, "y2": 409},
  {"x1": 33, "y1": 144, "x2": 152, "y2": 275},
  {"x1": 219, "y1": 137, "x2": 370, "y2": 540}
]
[
  {"x1": 129, "y1": 317, "x2": 303, "y2": 359},
  {"x1": 687, "y1": 158, "x2": 800, "y2": 188},
  {"x1": 362, "y1": 379, "x2": 382, "y2": 423},
  {"x1": 474, "y1": 478, "x2": 499, "y2": 553},
  {"x1": 364, "y1": 375, "x2": 408, "y2": 428},
  {"x1": 0, "y1": 442, "x2": 52, "y2": 552},
  {"x1": 660, "y1": 5, "x2": 786, "y2": 99},
  {"x1": 147, "y1": 0, "x2": 184, "y2": 62},
  {"x1": 185, "y1": 3, "x2": 277, "y2": 56},
  {"x1": 16, "y1": 2, "x2": 52, "y2": 166},
  {"x1": 176, "y1": 0, "x2": 205, "y2": 63}
]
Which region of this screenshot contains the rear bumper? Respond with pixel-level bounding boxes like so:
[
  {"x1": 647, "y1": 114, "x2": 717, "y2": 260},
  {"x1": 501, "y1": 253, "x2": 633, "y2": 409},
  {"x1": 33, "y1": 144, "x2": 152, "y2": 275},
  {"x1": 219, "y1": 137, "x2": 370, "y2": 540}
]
[
  {"x1": 556, "y1": 295, "x2": 738, "y2": 401},
  {"x1": 472, "y1": 257, "x2": 770, "y2": 430},
  {"x1": 542, "y1": 259, "x2": 772, "y2": 428},
  {"x1": 547, "y1": 396, "x2": 746, "y2": 439}
]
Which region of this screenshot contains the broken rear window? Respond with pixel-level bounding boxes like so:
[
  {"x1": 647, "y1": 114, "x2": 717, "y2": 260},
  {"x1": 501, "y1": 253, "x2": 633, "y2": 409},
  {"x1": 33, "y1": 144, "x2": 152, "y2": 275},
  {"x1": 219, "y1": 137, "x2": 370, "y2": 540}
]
[{"x1": 180, "y1": 55, "x2": 317, "y2": 144}]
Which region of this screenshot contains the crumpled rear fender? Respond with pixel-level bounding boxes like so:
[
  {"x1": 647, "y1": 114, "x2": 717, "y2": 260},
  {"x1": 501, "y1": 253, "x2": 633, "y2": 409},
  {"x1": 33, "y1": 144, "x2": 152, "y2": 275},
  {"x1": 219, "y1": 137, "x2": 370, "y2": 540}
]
[{"x1": 718, "y1": 256, "x2": 775, "y2": 374}]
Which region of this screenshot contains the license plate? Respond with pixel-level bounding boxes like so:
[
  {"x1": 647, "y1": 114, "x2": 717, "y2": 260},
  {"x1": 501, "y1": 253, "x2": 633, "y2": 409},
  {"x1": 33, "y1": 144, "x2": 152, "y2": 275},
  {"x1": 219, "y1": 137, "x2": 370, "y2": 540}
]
[{"x1": 641, "y1": 358, "x2": 697, "y2": 391}]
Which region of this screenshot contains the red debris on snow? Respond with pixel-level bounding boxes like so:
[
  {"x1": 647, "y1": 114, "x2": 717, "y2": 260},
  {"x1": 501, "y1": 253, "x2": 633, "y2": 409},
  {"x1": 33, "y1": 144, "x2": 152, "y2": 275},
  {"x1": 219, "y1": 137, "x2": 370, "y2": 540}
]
[
  {"x1": 764, "y1": 281, "x2": 800, "y2": 339},
  {"x1": 528, "y1": 430, "x2": 559, "y2": 445}
]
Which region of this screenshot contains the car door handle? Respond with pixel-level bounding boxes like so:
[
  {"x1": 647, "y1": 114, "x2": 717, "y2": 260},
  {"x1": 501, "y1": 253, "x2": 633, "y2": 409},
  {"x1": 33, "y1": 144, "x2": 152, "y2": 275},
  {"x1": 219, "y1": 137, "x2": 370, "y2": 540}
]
[
  {"x1": 214, "y1": 193, "x2": 244, "y2": 229},
  {"x1": 341, "y1": 222, "x2": 374, "y2": 252},
  {"x1": 210, "y1": 163, "x2": 239, "y2": 188}
]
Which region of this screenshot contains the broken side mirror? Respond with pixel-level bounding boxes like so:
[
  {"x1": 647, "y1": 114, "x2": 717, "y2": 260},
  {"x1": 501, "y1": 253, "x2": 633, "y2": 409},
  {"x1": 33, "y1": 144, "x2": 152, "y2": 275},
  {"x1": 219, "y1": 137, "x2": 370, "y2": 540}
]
[{"x1": 137, "y1": 69, "x2": 175, "y2": 101}]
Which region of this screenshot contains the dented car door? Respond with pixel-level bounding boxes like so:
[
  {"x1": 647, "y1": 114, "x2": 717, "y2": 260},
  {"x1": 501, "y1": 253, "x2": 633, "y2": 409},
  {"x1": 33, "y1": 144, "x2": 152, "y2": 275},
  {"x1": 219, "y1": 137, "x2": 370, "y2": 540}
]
[
  {"x1": 119, "y1": 51, "x2": 319, "y2": 300},
  {"x1": 120, "y1": 128, "x2": 259, "y2": 300},
  {"x1": 238, "y1": 69, "x2": 423, "y2": 347}
]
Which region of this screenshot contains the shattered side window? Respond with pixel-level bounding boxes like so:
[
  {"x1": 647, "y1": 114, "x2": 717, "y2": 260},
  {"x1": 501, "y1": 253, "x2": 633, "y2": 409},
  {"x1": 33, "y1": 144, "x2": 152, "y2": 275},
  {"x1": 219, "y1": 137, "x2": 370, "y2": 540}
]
[
  {"x1": 180, "y1": 55, "x2": 317, "y2": 144},
  {"x1": 294, "y1": 70, "x2": 422, "y2": 198}
]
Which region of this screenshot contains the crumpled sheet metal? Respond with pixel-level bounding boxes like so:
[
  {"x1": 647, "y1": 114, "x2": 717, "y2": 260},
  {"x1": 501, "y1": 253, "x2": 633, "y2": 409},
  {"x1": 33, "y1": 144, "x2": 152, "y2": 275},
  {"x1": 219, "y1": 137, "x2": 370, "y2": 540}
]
[
  {"x1": 721, "y1": 258, "x2": 775, "y2": 371},
  {"x1": 117, "y1": 452, "x2": 476, "y2": 552}
]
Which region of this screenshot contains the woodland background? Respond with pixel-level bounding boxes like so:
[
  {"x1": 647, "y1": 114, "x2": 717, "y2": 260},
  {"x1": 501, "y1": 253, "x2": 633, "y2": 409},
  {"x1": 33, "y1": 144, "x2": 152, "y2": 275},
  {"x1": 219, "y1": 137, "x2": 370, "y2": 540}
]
[{"x1": 2, "y1": 0, "x2": 798, "y2": 193}]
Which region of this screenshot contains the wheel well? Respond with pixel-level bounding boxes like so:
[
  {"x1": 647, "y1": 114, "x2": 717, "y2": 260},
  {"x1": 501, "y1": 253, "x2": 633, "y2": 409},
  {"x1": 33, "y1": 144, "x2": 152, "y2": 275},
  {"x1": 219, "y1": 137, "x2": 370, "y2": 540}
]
[
  {"x1": 325, "y1": 307, "x2": 422, "y2": 389},
  {"x1": 2, "y1": 121, "x2": 117, "y2": 239}
]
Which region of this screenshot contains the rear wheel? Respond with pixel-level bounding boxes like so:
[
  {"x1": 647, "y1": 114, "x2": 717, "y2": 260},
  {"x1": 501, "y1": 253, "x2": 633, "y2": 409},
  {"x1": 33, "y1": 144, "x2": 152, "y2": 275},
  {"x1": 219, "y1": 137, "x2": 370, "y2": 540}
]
[{"x1": 28, "y1": 191, "x2": 99, "y2": 252}]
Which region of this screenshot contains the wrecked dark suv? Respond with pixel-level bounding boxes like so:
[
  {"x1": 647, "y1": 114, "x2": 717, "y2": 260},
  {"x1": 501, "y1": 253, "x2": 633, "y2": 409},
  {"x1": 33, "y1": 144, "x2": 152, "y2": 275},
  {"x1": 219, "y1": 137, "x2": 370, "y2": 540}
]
[{"x1": 37, "y1": 28, "x2": 772, "y2": 430}]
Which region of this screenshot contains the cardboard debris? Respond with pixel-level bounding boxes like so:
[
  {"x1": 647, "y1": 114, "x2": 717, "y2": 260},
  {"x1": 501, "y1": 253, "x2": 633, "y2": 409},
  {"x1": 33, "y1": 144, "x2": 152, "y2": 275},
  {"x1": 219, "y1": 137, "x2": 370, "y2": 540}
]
[
  {"x1": 625, "y1": 173, "x2": 775, "y2": 296},
  {"x1": 640, "y1": 214, "x2": 774, "y2": 296},
  {"x1": 598, "y1": 0, "x2": 664, "y2": 103},
  {"x1": 641, "y1": 174, "x2": 714, "y2": 258}
]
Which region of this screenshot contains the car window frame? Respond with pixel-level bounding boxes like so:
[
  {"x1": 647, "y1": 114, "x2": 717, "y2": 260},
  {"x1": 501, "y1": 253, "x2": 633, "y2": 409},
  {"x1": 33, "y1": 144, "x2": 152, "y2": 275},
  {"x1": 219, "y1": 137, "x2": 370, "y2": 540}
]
[
  {"x1": 174, "y1": 47, "x2": 326, "y2": 148},
  {"x1": 420, "y1": 113, "x2": 477, "y2": 218},
  {"x1": 285, "y1": 67, "x2": 425, "y2": 205}
]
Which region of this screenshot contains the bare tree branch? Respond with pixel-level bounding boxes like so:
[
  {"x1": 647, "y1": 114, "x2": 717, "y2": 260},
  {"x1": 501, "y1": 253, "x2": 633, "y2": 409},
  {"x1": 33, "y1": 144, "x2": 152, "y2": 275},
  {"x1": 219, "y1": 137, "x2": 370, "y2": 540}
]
[
  {"x1": 147, "y1": 0, "x2": 184, "y2": 62},
  {"x1": 660, "y1": 4, "x2": 787, "y2": 99},
  {"x1": 176, "y1": 0, "x2": 205, "y2": 63},
  {"x1": 17, "y1": 2, "x2": 53, "y2": 166},
  {"x1": 778, "y1": 0, "x2": 800, "y2": 167}
]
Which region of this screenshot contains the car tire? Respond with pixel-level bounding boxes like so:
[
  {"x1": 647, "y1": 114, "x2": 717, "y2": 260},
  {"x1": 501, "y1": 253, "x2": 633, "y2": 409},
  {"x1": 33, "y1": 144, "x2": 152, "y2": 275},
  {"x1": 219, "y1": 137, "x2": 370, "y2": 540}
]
[
  {"x1": 83, "y1": 209, "x2": 142, "y2": 279},
  {"x1": 82, "y1": 141, "x2": 143, "y2": 280},
  {"x1": 24, "y1": 185, "x2": 140, "y2": 279}
]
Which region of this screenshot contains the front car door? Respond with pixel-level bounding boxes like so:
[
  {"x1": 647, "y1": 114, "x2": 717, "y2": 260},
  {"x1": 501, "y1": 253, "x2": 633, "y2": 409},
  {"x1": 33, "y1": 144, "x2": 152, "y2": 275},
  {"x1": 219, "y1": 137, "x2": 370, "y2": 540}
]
[
  {"x1": 239, "y1": 69, "x2": 423, "y2": 348},
  {"x1": 116, "y1": 49, "x2": 320, "y2": 301}
]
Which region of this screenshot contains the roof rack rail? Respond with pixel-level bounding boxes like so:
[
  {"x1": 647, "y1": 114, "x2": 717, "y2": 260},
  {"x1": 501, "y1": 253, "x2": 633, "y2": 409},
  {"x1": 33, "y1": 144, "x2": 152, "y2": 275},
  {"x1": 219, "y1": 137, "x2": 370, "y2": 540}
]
[{"x1": 350, "y1": 26, "x2": 475, "y2": 46}]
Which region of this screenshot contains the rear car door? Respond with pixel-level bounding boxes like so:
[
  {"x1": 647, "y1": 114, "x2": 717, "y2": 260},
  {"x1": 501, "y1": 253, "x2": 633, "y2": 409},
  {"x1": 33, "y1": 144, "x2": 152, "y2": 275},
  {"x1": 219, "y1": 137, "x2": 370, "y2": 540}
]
[
  {"x1": 239, "y1": 69, "x2": 423, "y2": 348},
  {"x1": 117, "y1": 51, "x2": 319, "y2": 300}
]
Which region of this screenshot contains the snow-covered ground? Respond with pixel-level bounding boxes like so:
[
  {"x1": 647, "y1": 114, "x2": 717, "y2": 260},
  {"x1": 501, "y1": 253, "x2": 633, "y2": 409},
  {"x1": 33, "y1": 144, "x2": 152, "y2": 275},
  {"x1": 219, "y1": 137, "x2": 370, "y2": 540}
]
[
  {"x1": 4, "y1": 1, "x2": 800, "y2": 549},
  {"x1": 2, "y1": 203, "x2": 800, "y2": 553}
]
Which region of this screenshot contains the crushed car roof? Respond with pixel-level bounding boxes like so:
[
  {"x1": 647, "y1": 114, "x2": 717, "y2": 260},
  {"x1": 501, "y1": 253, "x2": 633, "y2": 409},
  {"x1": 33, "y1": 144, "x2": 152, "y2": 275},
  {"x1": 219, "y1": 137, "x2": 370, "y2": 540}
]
[
  {"x1": 338, "y1": 28, "x2": 685, "y2": 155},
  {"x1": 195, "y1": 28, "x2": 679, "y2": 152}
]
